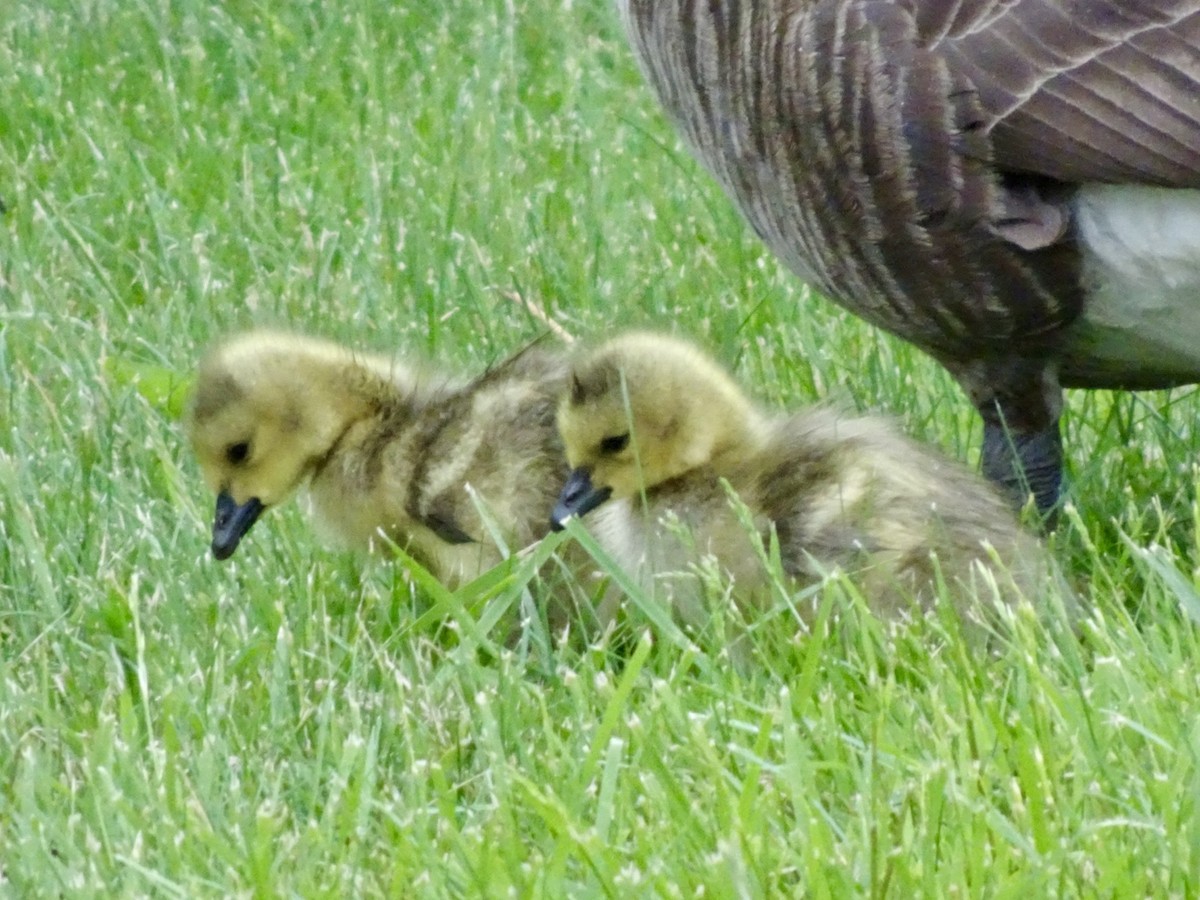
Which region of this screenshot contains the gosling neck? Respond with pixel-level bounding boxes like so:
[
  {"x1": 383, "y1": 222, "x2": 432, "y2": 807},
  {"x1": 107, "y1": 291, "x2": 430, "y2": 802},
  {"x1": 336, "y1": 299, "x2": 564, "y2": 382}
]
[
  {"x1": 299, "y1": 353, "x2": 409, "y2": 451},
  {"x1": 690, "y1": 396, "x2": 770, "y2": 477}
]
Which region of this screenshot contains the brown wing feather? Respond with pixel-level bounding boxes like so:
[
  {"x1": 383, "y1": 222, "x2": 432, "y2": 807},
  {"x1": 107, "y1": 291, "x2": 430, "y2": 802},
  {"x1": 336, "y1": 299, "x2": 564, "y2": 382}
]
[
  {"x1": 620, "y1": 0, "x2": 1082, "y2": 357},
  {"x1": 911, "y1": 0, "x2": 1200, "y2": 185}
]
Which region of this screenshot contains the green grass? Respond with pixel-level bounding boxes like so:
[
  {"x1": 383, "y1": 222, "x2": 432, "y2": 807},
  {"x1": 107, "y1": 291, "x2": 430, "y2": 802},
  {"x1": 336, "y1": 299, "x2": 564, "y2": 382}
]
[{"x1": 3, "y1": 0, "x2": 1200, "y2": 895}]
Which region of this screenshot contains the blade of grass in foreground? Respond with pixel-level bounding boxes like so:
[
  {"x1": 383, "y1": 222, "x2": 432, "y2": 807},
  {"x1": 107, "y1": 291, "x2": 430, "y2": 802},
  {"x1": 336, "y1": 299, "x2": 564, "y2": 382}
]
[{"x1": 557, "y1": 515, "x2": 706, "y2": 667}]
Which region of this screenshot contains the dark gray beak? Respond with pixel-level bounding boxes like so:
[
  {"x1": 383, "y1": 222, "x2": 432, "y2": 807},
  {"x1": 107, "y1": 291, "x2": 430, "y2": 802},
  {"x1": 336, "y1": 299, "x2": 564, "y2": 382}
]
[
  {"x1": 211, "y1": 491, "x2": 264, "y2": 560},
  {"x1": 550, "y1": 468, "x2": 612, "y2": 532}
]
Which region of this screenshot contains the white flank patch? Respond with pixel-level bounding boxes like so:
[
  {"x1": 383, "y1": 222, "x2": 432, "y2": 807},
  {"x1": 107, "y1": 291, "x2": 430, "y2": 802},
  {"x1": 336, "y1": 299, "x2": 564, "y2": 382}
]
[{"x1": 1070, "y1": 184, "x2": 1200, "y2": 381}]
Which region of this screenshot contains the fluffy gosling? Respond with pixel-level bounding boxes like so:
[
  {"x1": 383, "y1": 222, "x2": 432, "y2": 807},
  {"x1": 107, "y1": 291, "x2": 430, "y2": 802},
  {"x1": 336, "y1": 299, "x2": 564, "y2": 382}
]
[
  {"x1": 551, "y1": 332, "x2": 1060, "y2": 633},
  {"x1": 185, "y1": 331, "x2": 569, "y2": 586}
]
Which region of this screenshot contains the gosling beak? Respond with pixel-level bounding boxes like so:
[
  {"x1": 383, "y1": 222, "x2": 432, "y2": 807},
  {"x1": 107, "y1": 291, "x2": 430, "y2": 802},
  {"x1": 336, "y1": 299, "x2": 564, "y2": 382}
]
[
  {"x1": 211, "y1": 491, "x2": 264, "y2": 560},
  {"x1": 550, "y1": 468, "x2": 612, "y2": 532}
]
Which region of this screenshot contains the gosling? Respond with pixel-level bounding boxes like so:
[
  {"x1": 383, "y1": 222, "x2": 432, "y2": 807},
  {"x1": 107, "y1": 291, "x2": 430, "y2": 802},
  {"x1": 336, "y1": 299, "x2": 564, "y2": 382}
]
[
  {"x1": 185, "y1": 330, "x2": 570, "y2": 586},
  {"x1": 551, "y1": 332, "x2": 1061, "y2": 633}
]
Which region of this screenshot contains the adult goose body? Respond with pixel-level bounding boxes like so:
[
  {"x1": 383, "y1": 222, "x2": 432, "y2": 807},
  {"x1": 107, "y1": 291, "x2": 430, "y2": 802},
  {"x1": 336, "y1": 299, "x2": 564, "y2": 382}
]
[{"x1": 617, "y1": 0, "x2": 1200, "y2": 513}]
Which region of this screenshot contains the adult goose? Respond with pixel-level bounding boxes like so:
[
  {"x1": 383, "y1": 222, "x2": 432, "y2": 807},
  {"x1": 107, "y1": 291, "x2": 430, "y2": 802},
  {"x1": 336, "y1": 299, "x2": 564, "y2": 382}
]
[{"x1": 616, "y1": 0, "x2": 1200, "y2": 515}]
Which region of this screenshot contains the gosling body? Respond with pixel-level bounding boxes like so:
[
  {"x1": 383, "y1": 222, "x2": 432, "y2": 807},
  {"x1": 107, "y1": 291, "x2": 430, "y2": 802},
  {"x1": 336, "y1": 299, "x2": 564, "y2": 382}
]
[
  {"x1": 553, "y1": 332, "x2": 1057, "y2": 631},
  {"x1": 186, "y1": 331, "x2": 570, "y2": 586}
]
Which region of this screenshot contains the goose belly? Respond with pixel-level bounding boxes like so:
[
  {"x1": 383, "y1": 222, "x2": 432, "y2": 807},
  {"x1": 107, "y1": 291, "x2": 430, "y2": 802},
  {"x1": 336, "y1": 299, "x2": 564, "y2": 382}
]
[{"x1": 1064, "y1": 184, "x2": 1200, "y2": 388}]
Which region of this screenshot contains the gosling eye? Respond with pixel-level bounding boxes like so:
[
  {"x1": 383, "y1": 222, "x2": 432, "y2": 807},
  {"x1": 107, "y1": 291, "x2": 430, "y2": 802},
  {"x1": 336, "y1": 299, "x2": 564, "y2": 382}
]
[
  {"x1": 598, "y1": 433, "x2": 630, "y2": 455},
  {"x1": 225, "y1": 441, "x2": 251, "y2": 465}
]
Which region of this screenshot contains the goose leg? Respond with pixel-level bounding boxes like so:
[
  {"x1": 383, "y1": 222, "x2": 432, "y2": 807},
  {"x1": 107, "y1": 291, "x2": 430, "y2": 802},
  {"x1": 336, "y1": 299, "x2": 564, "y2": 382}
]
[
  {"x1": 949, "y1": 356, "x2": 1065, "y2": 523},
  {"x1": 981, "y1": 418, "x2": 1063, "y2": 521}
]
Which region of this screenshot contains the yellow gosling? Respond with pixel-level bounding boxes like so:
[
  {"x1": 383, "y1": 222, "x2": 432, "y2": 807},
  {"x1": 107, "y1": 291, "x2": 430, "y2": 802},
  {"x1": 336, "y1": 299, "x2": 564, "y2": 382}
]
[
  {"x1": 552, "y1": 332, "x2": 1064, "y2": 636},
  {"x1": 186, "y1": 331, "x2": 569, "y2": 587}
]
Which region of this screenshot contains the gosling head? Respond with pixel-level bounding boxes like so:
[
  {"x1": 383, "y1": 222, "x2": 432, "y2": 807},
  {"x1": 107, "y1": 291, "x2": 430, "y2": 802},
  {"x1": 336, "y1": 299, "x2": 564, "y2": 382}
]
[
  {"x1": 550, "y1": 332, "x2": 762, "y2": 530},
  {"x1": 185, "y1": 332, "x2": 381, "y2": 560}
]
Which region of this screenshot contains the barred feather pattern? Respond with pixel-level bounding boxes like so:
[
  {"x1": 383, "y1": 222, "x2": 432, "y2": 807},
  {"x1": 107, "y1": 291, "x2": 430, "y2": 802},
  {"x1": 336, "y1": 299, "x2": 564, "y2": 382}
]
[{"x1": 914, "y1": 0, "x2": 1200, "y2": 186}]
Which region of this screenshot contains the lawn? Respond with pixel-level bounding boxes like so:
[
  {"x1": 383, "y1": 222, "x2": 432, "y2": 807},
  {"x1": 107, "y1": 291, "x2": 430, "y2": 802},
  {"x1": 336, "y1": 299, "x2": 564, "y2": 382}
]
[{"x1": 3, "y1": 0, "x2": 1200, "y2": 896}]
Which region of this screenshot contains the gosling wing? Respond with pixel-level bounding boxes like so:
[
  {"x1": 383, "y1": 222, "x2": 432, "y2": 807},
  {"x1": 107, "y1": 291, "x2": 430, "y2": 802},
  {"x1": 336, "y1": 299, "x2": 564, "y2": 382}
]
[{"x1": 408, "y1": 345, "x2": 570, "y2": 549}]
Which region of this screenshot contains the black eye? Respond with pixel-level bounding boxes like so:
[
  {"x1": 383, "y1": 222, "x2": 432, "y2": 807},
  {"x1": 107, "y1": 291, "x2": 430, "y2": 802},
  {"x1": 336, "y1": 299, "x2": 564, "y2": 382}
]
[
  {"x1": 225, "y1": 441, "x2": 250, "y2": 465},
  {"x1": 599, "y1": 433, "x2": 630, "y2": 455}
]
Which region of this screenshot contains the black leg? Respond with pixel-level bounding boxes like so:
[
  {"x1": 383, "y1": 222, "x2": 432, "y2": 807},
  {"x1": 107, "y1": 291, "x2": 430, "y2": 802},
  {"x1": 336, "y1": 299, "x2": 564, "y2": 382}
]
[{"x1": 981, "y1": 419, "x2": 1064, "y2": 523}]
